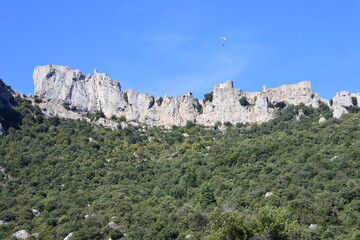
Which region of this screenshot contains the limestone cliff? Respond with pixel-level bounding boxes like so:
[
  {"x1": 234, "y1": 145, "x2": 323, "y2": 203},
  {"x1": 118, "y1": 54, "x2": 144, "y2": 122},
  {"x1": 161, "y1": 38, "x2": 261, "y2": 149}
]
[
  {"x1": 0, "y1": 79, "x2": 20, "y2": 137},
  {"x1": 32, "y1": 65, "x2": 359, "y2": 126},
  {"x1": 33, "y1": 65, "x2": 123, "y2": 117},
  {"x1": 0, "y1": 79, "x2": 18, "y2": 108}
]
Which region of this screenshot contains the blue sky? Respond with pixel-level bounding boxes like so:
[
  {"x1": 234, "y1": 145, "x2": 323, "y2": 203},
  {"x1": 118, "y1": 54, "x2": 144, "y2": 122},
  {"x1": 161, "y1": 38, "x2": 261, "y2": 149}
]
[{"x1": 0, "y1": 0, "x2": 359, "y2": 99}]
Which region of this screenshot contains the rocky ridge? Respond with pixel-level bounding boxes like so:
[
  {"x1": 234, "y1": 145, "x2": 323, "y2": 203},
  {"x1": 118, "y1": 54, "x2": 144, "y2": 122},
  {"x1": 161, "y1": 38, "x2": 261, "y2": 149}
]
[
  {"x1": 0, "y1": 79, "x2": 21, "y2": 137},
  {"x1": 0, "y1": 79, "x2": 18, "y2": 108},
  {"x1": 1, "y1": 65, "x2": 359, "y2": 128},
  {"x1": 31, "y1": 65, "x2": 360, "y2": 126}
]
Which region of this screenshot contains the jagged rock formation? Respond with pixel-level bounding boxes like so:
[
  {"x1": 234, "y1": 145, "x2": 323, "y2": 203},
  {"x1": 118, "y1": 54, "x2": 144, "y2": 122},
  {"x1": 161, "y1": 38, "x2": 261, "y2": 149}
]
[
  {"x1": 32, "y1": 65, "x2": 359, "y2": 126},
  {"x1": 33, "y1": 65, "x2": 123, "y2": 116},
  {"x1": 332, "y1": 91, "x2": 360, "y2": 118},
  {"x1": 196, "y1": 80, "x2": 323, "y2": 125},
  {"x1": 0, "y1": 79, "x2": 18, "y2": 108},
  {"x1": 0, "y1": 79, "x2": 20, "y2": 137}
]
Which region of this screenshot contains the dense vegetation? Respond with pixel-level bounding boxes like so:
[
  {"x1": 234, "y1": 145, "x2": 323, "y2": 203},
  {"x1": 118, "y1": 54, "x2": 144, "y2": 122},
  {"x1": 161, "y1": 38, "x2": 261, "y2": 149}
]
[{"x1": 0, "y1": 98, "x2": 359, "y2": 239}]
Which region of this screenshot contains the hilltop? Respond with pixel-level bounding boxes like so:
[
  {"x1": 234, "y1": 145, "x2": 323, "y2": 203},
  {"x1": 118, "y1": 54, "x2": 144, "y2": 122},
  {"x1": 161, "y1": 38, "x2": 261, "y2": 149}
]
[
  {"x1": 0, "y1": 95, "x2": 359, "y2": 239},
  {"x1": 0, "y1": 65, "x2": 359, "y2": 133},
  {"x1": 32, "y1": 65, "x2": 359, "y2": 127},
  {"x1": 0, "y1": 66, "x2": 359, "y2": 239}
]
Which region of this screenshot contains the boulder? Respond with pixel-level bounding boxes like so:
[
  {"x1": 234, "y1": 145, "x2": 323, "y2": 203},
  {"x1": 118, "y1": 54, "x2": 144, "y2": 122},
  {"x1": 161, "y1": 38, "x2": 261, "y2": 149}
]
[
  {"x1": 31, "y1": 209, "x2": 40, "y2": 217},
  {"x1": 108, "y1": 221, "x2": 120, "y2": 229},
  {"x1": 64, "y1": 232, "x2": 73, "y2": 240},
  {"x1": 12, "y1": 230, "x2": 33, "y2": 239},
  {"x1": 265, "y1": 192, "x2": 274, "y2": 197},
  {"x1": 319, "y1": 117, "x2": 326, "y2": 123},
  {"x1": 84, "y1": 213, "x2": 96, "y2": 219},
  {"x1": 309, "y1": 224, "x2": 317, "y2": 229}
]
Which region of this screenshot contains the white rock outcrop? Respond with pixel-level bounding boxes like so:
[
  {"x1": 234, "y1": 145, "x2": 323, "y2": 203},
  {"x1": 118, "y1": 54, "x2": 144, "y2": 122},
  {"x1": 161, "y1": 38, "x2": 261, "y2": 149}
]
[
  {"x1": 332, "y1": 91, "x2": 352, "y2": 118},
  {"x1": 265, "y1": 192, "x2": 274, "y2": 197},
  {"x1": 31, "y1": 209, "x2": 40, "y2": 217},
  {"x1": 319, "y1": 117, "x2": 326, "y2": 123},
  {"x1": 33, "y1": 65, "x2": 123, "y2": 117},
  {"x1": 64, "y1": 232, "x2": 73, "y2": 240},
  {"x1": 32, "y1": 65, "x2": 359, "y2": 126},
  {"x1": 309, "y1": 224, "x2": 317, "y2": 229},
  {"x1": 108, "y1": 221, "x2": 120, "y2": 229},
  {"x1": 12, "y1": 230, "x2": 34, "y2": 240}
]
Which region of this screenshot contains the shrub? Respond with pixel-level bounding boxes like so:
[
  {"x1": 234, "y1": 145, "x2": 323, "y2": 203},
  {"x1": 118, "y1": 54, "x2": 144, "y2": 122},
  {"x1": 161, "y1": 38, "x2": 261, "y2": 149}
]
[
  {"x1": 345, "y1": 105, "x2": 360, "y2": 113},
  {"x1": 63, "y1": 103, "x2": 71, "y2": 110},
  {"x1": 352, "y1": 97, "x2": 358, "y2": 106},
  {"x1": 197, "y1": 104, "x2": 203, "y2": 114},
  {"x1": 204, "y1": 92, "x2": 213, "y2": 103},
  {"x1": 239, "y1": 96, "x2": 250, "y2": 106},
  {"x1": 34, "y1": 98, "x2": 42, "y2": 103},
  {"x1": 156, "y1": 97, "x2": 163, "y2": 106},
  {"x1": 214, "y1": 121, "x2": 221, "y2": 129},
  {"x1": 186, "y1": 120, "x2": 196, "y2": 129},
  {"x1": 224, "y1": 121, "x2": 232, "y2": 127},
  {"x1": 95, "y1": 110, "x2": 106, "y2": 119},
  {"x1": 274, "y1": 101, "x2": 287, "y2": 109},
  {"x1": 124, "y1": 92, "x2": 129, "y2": 103},
  {"x1": 268, "y1": 101, "x2": 274, "y2": 108}
]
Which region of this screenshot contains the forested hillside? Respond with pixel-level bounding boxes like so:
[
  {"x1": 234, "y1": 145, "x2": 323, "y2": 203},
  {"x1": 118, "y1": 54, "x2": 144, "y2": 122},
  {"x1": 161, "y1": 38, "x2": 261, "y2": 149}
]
[{"x1": 0, "y1": 98, "x2": 359, "y2": 239}]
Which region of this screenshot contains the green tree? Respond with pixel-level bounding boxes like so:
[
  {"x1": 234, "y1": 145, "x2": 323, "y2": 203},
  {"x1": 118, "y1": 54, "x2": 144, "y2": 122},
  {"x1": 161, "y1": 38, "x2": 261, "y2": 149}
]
[{"x1": 204, "y1": 92, "x2": 213, "y2": 103}]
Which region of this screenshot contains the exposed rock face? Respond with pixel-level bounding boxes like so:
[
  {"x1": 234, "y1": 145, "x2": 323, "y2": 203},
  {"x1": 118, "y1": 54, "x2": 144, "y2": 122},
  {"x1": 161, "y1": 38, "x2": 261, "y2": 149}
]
[
  {"x1": 319, "y1": 117, "x2": 326, "y2": 123},
  {"x1": 64, "y1": 232, "x2": 73, "y2": 240},
  {"x1": 12, "y1": 230, "x2": 34, "y2": 239},
  {"x1": 1, "y1": 79, "x2": 19, "y2": 136},
  {"x1": 32, "y1": 65, "x2": 359, "y2": 126},
  {"x1": 0, "y1": 79, "x2": 18, "y2": 108},
  {"x1": 197, "y1": 80, "x2": 323, "y2": 125},
  {"x1": 33, "y1": 65, "x2": 123, "y2": 117},
  {"x1": 332, "y1": 91, "x2": 352, "y2": 118}
]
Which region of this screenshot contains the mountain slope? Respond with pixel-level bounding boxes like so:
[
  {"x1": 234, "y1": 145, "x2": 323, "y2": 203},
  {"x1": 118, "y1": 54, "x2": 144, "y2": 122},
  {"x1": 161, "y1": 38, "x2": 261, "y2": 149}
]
[{"x1": 0, "y1": 98, "x2": 359, "y2": 239}]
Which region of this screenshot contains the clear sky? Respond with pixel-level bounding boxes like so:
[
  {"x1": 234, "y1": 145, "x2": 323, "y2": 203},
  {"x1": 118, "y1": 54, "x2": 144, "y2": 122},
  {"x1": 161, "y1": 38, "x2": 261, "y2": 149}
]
[{"x1": 0, "y1": 0, "x2": 359, "y2": 99}]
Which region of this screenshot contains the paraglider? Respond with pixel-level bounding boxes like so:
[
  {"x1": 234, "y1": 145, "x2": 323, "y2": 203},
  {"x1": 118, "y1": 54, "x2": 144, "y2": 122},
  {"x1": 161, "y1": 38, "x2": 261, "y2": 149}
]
[{"x1": 220, "y1": 37, "x2": 227, "y2": 46}]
